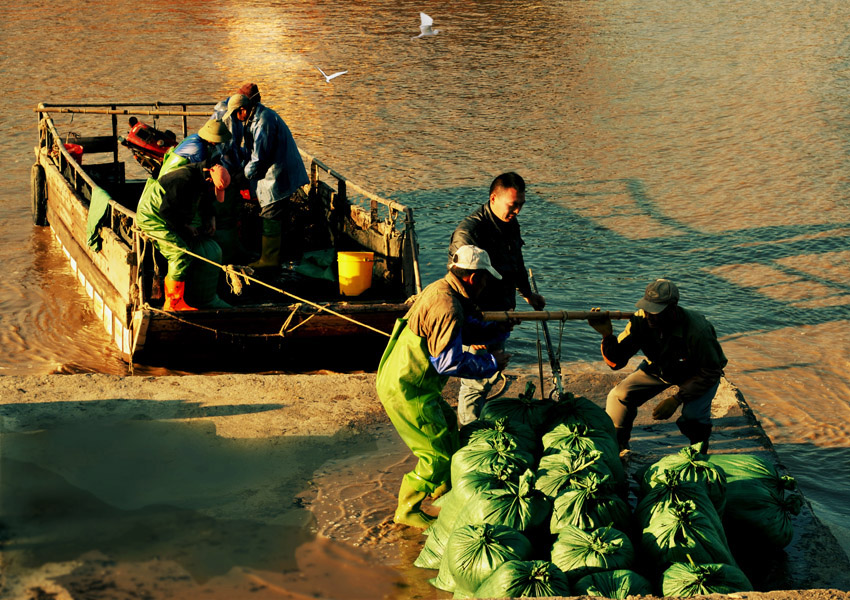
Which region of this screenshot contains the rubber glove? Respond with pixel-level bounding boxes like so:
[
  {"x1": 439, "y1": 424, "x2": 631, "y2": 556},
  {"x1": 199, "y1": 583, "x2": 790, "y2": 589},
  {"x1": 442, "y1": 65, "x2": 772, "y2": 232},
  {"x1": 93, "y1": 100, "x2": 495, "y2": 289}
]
[{"x1": 652, "y1": 395, "x2": 682, "y2": 420}]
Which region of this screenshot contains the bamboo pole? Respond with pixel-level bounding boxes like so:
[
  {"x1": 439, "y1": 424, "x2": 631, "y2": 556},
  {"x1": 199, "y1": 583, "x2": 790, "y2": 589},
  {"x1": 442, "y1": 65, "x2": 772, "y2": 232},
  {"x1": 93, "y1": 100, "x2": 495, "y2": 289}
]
[{"x1": 481, "y1": 310, "x2": 634, "y2": 322}]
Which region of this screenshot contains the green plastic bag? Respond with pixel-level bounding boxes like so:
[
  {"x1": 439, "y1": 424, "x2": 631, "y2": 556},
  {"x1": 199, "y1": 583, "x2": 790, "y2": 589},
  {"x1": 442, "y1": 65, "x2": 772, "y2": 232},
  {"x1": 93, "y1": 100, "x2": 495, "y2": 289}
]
[
  {"x1": 573, "y1": 569, "x2": 653, "y2": 598},
  {"x1": 635, "y1": 468, "x2": 725, "y2": 531},
  {"x1": 431, "y1": 523, "x2": 532, "y2": 597},
  {"x1": 460, "y1": 416, "x2": 539, "y2": 458},
  {"x1": 541, "y1": 422, "x2": 625, "y2": 489},
  {"x1": 662, "y1": 560, "x2": 753, "y2": 597},
  {"x1": 641, "y1": 445, "x2": 727, "y2": 515},
  {"x1": 449, "y1": 436, "x2": 534, "y2": 488},
  {"x1": 540, "y1": 393, "x2": 616, "y2": 441},
  {"x1": 706, "y1": 453, "x2": 796, "y2": 496},
  {"x1": 640, "y1": 498, "x2": 736, "y2": 569},
  {"x1": 549, "y1": 472, "x2": 631, "y2": 534},
  {"x1": 550, "y1": 525, "x2": 635, "y2": 583},
  {"x1": 479, "y1": 383, "x2": 556, "y2": 434},
  {"x1": 473, "y1": 560, "x2": 571, "y2": 598},
  {"x1": 534, "y1": 449, "x2": 612, "y2": 500}
]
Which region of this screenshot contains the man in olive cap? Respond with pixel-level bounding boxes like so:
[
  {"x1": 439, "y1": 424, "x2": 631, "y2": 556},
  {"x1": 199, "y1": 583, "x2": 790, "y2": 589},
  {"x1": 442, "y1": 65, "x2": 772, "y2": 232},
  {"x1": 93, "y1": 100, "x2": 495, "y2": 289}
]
[
  {"x1": 587, "y1": 278, "x2": 727, "y2": 453},
  {"x1": 224, "y1": 91, "x2": 309, "y2": 270}
]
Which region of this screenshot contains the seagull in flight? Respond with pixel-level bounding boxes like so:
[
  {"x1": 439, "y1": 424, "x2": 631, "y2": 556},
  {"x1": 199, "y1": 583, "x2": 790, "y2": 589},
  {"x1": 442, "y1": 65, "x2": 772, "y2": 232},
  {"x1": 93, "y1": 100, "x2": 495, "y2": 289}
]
[
  {"x1": 316, "y1": 66, "x2": 348, "y2": 83},
  {"x1": 412, "y1": 12, "x2": 440, "y2": 39}
]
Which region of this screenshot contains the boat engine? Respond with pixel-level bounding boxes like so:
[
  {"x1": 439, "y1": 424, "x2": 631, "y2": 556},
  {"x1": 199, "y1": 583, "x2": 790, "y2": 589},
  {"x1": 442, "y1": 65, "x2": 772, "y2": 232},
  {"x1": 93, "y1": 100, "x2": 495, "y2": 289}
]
[{"x1": 118, "y1": 117, "x2": 178, "y2": 176}]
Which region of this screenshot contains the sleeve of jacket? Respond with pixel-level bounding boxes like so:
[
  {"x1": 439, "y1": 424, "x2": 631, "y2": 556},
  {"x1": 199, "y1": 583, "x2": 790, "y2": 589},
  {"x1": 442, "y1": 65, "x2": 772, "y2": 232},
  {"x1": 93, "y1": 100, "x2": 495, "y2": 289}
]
[
  {"x1": 243, "y1": 118, "x2": 273, "y2": 181},
  {"x1": 600, "y1": 318, "x2": 643, "y2": 370},
  {"x1": 676, "y1": 321, "x2": 727, "y2": 403},
  {"x1": 429, "y1": 332, "x2": 499, "y2": 378},
  {"x1": 449, "y1": 216, "x2": 479, "y2": 258}
]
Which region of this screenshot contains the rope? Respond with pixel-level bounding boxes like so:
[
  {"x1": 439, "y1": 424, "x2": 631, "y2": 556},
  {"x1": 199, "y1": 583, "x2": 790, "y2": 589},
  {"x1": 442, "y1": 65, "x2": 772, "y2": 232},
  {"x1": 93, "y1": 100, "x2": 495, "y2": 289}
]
[{"x1": 138, "y1": 229, "x2": 392, "y2": 338}]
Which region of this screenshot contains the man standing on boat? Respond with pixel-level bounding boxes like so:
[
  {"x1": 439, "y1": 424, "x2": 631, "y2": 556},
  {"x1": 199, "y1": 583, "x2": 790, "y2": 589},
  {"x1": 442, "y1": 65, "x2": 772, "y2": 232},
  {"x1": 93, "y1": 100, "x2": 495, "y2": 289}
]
[
  {"x1": 376, "y1": 245, "x2": 511, "y2": 528},
  {"x1": 448, "y1": 172, "x2": 546, "y2": 425},
  {"x1": 223, "y1": 92, "x2": 309, "y2": 271},
  {"x1": 136, "y1": 163, "x2": 232, "y2": 311},
  {"x1": 587, "y1": 278, "x2": 727, "y2": 454}
]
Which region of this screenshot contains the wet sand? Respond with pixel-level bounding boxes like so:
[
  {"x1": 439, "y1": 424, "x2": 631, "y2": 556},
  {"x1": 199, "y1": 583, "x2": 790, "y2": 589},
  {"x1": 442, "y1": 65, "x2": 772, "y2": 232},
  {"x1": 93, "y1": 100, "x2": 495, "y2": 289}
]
[{"x1": 1, "y1": 368, "x2": 849, "y2": 600}]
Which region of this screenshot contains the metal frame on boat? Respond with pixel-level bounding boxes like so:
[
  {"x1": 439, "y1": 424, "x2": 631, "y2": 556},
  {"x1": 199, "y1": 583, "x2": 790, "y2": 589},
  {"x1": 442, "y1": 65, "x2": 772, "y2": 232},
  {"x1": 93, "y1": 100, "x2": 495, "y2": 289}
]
[{"x1": 31, "y1": 101, "x2": 422, "y2": 369}]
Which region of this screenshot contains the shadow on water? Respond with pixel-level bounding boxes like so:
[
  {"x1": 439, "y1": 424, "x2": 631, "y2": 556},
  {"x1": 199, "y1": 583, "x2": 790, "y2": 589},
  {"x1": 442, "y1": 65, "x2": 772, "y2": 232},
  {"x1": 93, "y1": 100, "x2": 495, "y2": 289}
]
[
  {"x1": 0, "y1": 399, "x2": 381, "y2": 590},
  {"x1": 393, "y1": 178, "x2": 850, "y2": 362}
]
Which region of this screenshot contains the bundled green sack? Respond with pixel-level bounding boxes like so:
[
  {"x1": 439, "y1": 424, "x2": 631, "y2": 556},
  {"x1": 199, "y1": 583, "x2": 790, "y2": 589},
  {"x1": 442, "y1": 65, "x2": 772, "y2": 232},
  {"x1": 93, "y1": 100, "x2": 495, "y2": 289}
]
[
  {"x1": 662, "y1": 560, "x2": 753, "y2": 596},
  {"x1": 460, "y1": 416, "x2": 539, "y2": 458},
  {"x1": 416, "y1": 465, "x2": 520, "y2": 570},
  {"x1": 550, "y1": 472, "x2": 631, "y2": 534},
  {"x1": 479, "y1": 383, "x2": 556, "y2": 434},
  {"x1": 418, "y1": 471, "x2": 550, "y2": 570},
  {"x1": 473, "y1": 560, "x2": 570, "y2": 599},
  {"x1": 707, "y1": 453, "x2": 801, "y2": 549},
  {"x1": 431, "y1": 523, "x2": 532, "y2": 597},
  {"x1": 541, "y1": 422, "x2": 625, "y2": 489},
  {"x1": 641, "y1": 498, "x2": 736, "y2": 569},
  {"x1": 550, "y1": 525, "x2": 634, "y2": 582},
  {"x1": 541, "y1": 393, "x2": 616, "y2": 441},
  {"x1": 573, "y1": 569, "x2": 653, "y2": 598},
  {"x1": 450, "y1": 435, "x2": 534, "y2": 486},
  {"x1": 635, "y1": 468, "x2": 724, "y2": 530},
  {"x1": 535, "y1": 449, "x2": 612, "y2": 500},
  {"x1": 640, "y1": 445, "x2": 727, "y2": 515}
]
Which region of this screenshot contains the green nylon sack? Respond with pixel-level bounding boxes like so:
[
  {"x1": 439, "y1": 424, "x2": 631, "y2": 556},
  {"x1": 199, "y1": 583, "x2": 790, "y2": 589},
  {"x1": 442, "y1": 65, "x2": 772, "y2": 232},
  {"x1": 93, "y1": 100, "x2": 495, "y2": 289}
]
[
  {"x1": 635, "y1": 468, "x2": 725, "y2": 531},
  {"x1": 661, "y1": 560, "x2": 753, "y2": 597},
  {"x1": 541, "y1": 422, "x2": 625, "y2": 489},
  {"x1": 550, "y1": 525, "x2": 635, "y2": 583},
  {"x1": 460, "y1": 416, "x2": 539, "y2": 458},
  {"x1": 535, "y1": 449, "x2": 613, "y2": 500},
  {"x1": 640, "y1": 445, "x2": 727, "y2": 515},
  {"x1": 431, "y1": 523, "x2": 532, "y2": 597},
  {"x1": 449, "y1": 435, "x2": 535, "y2": 487},
  {"x1": 640, "y1": 498, "x2": 736, "y2": 569},
  {"x1": 540, "y1": 393, "x2": 616, "y2": 441},
  {"x1": 417, "y1": 471, "x2": 549, "y2": 570},
  {"x1": 707, "y1": 453, "x2": 801, "y2": 549},
  {"x1": 478, "y1": 383, "x2": 556, "y2": 435},
  {"x1": 472, "y1": 560, "x2": 571, "y2": 599},
  {"x1": 550, "y1": 472, "x2": 631, "y2": 534},
  {"x1": 416, "y1": 464, "x2": 520, "y2": 570},
  {"x1": 572, "y1": 569, "x2": 653, "y2": 599}
]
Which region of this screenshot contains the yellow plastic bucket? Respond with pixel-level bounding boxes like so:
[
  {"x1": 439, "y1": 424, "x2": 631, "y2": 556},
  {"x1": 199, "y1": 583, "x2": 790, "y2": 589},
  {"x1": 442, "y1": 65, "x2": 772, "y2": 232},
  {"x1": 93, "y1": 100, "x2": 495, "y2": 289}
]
[{"x1": 337, "y1": 251, "x2": 374, "y2": 296}]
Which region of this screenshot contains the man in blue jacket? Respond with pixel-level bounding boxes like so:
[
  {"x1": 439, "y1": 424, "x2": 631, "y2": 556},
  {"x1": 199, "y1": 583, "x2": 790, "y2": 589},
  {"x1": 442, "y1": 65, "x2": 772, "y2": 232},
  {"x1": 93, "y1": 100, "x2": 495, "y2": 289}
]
[{"x1": 224, "y1": 93, "x2": 309, "y2": 270}]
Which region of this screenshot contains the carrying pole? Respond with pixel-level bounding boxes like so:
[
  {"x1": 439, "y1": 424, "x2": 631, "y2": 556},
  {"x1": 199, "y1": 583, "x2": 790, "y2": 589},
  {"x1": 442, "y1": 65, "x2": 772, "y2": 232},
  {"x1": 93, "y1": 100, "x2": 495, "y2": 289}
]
[
  {"x1": 528, "y1": 269, "x2": 564, "y2": 400},
  {"x1": 481, "y1": 310, "x2": 634, "y2": 322}
]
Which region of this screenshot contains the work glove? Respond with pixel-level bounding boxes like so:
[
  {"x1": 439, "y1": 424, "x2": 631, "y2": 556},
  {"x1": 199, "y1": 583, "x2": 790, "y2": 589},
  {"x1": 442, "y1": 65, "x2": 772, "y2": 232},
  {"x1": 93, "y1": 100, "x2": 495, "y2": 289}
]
[{"x1": 652, "y1": 395, "x2": 682, "y2": 420}]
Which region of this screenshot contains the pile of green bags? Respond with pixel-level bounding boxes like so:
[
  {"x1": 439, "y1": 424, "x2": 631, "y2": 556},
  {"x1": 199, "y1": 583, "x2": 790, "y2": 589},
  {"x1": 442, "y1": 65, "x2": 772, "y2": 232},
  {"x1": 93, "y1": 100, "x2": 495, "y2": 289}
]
[{"x1": 409, "y1": 386, "x2": 801, "y2": 598}]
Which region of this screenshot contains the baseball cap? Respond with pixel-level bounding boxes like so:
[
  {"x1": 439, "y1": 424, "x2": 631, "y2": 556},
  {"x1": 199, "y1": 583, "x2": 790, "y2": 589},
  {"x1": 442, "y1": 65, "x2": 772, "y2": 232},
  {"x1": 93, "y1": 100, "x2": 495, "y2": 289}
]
[
  {"x1": 223, "y1": 94, "x2": 251, "y2": 120},
  {"x1": 205, "y1": 164, "x2": 231, "y2": 203},
  {"x1": 451, "y1": 245, "x2": 502, "y2": 280},
  {"x1": 635, "y1": 278, "x2": 679, "y2": 313}
]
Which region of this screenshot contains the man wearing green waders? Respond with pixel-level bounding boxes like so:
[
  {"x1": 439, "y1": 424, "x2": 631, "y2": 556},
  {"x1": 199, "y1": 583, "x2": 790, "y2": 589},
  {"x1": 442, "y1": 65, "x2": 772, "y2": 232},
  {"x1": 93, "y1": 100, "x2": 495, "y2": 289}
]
[{"x1": 377, "y1": 245, "x2": 511, "y2": 528}]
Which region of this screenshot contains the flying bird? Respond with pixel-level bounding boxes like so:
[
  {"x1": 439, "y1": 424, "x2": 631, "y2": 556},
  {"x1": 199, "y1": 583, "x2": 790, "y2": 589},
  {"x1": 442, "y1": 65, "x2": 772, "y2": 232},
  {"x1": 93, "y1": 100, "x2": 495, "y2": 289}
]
[
  {"x1": 412, "y1": 12, "x2": 440, "y2": 39},
  {"x1": 316, "y1": 66, "x2": 348, "y2": 83}
]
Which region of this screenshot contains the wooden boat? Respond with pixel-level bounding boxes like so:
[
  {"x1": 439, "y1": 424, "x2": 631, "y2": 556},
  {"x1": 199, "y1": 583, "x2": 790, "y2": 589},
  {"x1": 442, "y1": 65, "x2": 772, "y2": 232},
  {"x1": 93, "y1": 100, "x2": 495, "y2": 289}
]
[{"x1": 31, "y1": 102, "x2": 422, "y2": 371}]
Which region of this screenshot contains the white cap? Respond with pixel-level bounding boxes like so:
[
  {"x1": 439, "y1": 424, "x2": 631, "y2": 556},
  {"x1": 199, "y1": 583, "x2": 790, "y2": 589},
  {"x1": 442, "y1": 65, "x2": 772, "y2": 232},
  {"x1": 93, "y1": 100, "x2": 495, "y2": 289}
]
[{"x1": 451, "y1": 245, "x2": 502, "y2": 280}]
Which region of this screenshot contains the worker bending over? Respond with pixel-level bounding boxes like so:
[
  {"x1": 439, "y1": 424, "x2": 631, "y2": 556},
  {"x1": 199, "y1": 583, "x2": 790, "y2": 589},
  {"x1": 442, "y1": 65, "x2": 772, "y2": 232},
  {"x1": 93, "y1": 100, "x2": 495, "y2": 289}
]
[{"x1": 376, "y1": 245, "x2": 511, "y2": 528}]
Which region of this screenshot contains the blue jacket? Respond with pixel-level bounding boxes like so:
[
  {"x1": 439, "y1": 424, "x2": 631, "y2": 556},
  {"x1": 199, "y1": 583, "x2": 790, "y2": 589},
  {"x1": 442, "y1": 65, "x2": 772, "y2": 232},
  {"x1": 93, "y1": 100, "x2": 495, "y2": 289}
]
[
  {"x1": 212, "y1": 100, "x2": 248, "y2": 174},
  {"x1": 242, "y1": 103, "x2": 309, "y2": 208}
]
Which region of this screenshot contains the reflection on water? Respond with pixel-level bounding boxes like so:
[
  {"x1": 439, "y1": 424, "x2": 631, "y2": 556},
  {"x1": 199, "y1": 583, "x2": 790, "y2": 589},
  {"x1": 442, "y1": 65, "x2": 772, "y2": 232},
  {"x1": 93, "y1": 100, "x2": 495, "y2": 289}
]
[{"x1": 3, "y1": 0, "x2": 850, "y2": 592}]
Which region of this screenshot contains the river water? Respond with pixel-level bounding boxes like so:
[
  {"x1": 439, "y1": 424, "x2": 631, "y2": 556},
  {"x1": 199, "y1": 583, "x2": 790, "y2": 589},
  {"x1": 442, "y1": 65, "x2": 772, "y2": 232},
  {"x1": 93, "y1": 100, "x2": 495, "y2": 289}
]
[{"x1": 2, "y1": 0, "x2": 849, "y2": 595}]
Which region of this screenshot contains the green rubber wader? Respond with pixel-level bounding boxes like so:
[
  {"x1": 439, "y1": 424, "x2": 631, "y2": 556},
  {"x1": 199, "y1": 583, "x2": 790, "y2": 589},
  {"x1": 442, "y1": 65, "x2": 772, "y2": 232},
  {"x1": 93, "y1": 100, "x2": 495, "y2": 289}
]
[
  {"x1": 136, "y1": 178, "x2": 195, "y2": 280},
  {"x1": 376, "y1": 319, "x2": 460, "y2": 494}
]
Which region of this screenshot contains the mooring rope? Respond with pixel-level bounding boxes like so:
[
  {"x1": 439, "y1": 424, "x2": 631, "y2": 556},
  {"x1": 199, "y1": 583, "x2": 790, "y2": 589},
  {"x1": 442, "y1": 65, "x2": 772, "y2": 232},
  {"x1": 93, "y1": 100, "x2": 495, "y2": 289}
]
[{"x1": 137, "y1": 230, "x2": 393, "y2": 338}]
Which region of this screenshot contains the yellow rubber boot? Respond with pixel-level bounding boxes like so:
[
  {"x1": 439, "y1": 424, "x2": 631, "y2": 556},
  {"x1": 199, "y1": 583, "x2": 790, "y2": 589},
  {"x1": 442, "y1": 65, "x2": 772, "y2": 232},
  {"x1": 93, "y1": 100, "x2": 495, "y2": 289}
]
[
  {"x1": 393, "y1": 480, "x2": 434, "y2": 529},
  {"x1": 248, "y1": 235, "x2": 281, "y2": 269},
  {"x1": 163, "y1": 277, "x2": 197, "y2": 311}
]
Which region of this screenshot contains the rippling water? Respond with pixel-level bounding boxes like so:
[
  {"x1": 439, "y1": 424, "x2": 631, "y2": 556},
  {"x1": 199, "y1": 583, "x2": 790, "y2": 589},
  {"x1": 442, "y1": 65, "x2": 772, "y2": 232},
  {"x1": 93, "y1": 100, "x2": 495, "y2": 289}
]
[{"x1": 3, "y1": 0, "x2": 849, "y2": 592}]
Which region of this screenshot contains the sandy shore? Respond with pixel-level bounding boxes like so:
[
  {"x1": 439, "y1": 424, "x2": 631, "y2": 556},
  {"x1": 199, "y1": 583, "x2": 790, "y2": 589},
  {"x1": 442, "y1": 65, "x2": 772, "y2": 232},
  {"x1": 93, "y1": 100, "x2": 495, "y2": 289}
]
[{"x1": 1, "y1": 368, "x2": 849, "y2": 600}]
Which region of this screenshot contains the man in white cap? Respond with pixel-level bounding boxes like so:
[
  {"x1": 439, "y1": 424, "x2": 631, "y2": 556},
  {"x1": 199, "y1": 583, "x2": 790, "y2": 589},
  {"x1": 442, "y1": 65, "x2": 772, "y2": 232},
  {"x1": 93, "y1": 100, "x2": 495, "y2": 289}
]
[
  {"x1": 135, "y1": 163, "x2": 232, "y2": 310},
  {"x1": 587, "y1": 278, "x2": 727, "y2": 454},
  {"x1": 224, "y1": 92, "x2": 309, "y2": 270},
  {"x1": 376, "y1": 245, "x2": 511, "y2": 528}
]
